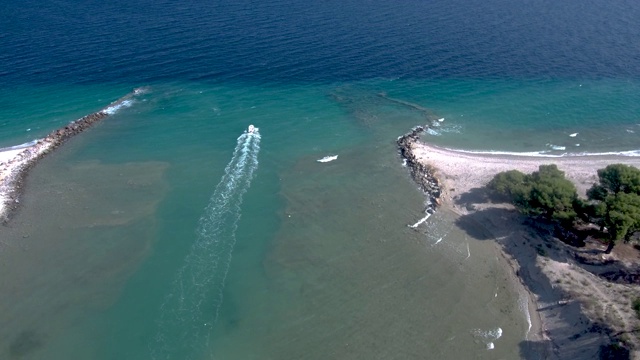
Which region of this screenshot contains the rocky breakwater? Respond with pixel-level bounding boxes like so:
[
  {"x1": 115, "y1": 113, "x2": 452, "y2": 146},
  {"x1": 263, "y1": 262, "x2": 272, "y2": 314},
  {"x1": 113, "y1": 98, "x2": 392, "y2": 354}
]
[
  {"x1": 397, "y1": 126, "x2": 443, "y2": 216},
  {"x1": 0, "y1": 87, "x2": 148, "y2": 222}
]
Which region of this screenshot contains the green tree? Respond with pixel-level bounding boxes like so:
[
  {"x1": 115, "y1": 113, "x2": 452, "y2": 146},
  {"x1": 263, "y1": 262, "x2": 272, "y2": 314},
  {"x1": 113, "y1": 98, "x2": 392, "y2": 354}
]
[
  {"x1": 588, "y1": 164, "x2": 640, "y2": 199},
  {"x1": 488, "y1": 169, "x2": 527, "y2": 196},
  {"x1": 602, "y1": 193, "x2": 640, "y2": 253},
  {"x1": 586, "y1": 164, "x2": 640, "y2": 253},
  {"x1": 487, "y1": 169, "x2": 530, "y2": 204},
  {"x1": 526, "y1": 165, "x2": 578, "y2": 224},
  {"x1": 488, "y1": 165, "x2": 578, "y2": 225}
]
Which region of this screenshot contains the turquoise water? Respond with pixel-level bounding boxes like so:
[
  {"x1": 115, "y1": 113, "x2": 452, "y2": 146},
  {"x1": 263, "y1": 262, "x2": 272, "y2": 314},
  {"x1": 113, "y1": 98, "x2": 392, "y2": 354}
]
[
  {"x1": 3, "y1": 0, "x2": 640, "y2": 358},
  {"x1": 0, "y1": 81, "x2": 536, "y2": 359},
  {"x1": 1, "y1": 78, "x2": 640, "y2": 359}
]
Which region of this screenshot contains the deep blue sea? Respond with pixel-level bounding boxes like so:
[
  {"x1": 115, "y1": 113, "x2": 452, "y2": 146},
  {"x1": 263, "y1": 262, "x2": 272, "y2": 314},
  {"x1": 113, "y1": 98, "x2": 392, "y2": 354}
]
[{"x1": 1, "y1": 0, "x2": 640, "y2": 359}]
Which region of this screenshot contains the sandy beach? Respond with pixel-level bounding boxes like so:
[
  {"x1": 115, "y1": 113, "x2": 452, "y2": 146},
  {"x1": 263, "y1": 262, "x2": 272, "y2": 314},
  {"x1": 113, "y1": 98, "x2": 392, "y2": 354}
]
[
  {"x1": 0, "y1": 141, "x2": 55, "y2": 221},
  {"x1": 0, "y1": 88, "x2": 145, "y2": 222},
  {"x1": 410, "y1": 140, "x2": 640, "y2": 359},
  {"x1": 412, "y1": 142, "x2": 640, "y2": 199}
]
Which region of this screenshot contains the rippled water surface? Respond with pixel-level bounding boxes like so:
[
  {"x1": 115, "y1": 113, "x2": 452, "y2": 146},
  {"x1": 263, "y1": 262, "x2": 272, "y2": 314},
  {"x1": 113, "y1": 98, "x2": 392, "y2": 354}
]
[{"x1": 2, "y1": 0, "x2": 640, "y2": 358}]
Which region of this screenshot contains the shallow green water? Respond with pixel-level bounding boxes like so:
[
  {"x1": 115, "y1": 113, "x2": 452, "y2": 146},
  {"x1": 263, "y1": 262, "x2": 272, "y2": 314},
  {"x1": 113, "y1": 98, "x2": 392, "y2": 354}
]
[{"x1": 1, "y1": 78, "x2": 639, "y2": 359}]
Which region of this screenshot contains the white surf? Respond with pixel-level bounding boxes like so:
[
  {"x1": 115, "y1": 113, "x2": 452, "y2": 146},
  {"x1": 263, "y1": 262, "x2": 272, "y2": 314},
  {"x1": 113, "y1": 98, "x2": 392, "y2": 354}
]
[{"x1": 317, "y1": 155, "x2": 338, "y2": 163}]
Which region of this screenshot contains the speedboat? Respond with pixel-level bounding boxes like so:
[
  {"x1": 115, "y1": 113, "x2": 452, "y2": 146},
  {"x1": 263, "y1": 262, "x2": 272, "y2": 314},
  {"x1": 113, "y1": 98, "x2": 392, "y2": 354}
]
[{"x1": 248, "y1": 124, "x2": 255, "y2": 133}]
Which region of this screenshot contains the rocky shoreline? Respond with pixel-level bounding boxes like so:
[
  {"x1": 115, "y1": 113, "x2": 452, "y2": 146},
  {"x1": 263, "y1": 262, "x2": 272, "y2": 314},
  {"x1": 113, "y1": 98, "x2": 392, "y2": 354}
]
[
  {"x1": 396, "y1": 126, "x2": 443, "y2": 216},
  {"x1": 399, "y1": 128, "x2": 640, "y2": 359},
  {"x1": 0, "y1": 87, "x2": 147, "y2": 222}
]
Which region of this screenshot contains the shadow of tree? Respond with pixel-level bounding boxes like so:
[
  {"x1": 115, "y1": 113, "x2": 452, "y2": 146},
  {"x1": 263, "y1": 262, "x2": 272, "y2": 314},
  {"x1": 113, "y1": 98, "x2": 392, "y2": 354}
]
[
  {"x1": 453, "y1": 206, "x2": 627, "y2": 358},
  {"x1": 452, "y1": 186, "x2": 510, "y2": 209},
  {"x1": 518, "y1": 337, "x2": 631, "y2": 360},
  {"x1": 453, "y1": 187, "x2": 491, "y2": 206},
  {"x1": 597, "y1": 342, "x2": 631, "y2": 359},
  {"x1": 518, "y1": 339, "x2": 551, "y2": 360},
  {"x1": 456, "y1": 205, "x2": 640, "y2": 285}
]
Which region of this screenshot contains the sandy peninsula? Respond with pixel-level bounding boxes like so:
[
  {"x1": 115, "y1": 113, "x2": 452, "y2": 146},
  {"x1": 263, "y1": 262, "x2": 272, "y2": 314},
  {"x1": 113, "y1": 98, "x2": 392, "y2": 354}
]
[
  {"x1": 0, "y1": 88, "x2": 146, "y2": 222},
  {"x1": 399, "y1": 127, "x2": 640, "y2": 359},
  {"x1": 411, "y1": 142, "x2": 640, "y2": 200}
]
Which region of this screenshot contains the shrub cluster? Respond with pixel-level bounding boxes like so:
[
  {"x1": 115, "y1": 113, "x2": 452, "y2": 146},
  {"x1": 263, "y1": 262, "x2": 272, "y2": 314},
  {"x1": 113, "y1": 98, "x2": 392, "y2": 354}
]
[{"x1": 488, "y1": 164, "x2": 640, "y2": 253}]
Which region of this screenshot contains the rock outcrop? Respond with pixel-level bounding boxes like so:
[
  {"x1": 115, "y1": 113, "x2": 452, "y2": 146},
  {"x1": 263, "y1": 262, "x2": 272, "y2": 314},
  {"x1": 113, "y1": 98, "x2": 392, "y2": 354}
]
[
  {"x1": 397, "y1": 126, "x2": 443, "y2": 215},
  {"x1": 0, "y1": 87, "x2": 148, "y2": 222}
]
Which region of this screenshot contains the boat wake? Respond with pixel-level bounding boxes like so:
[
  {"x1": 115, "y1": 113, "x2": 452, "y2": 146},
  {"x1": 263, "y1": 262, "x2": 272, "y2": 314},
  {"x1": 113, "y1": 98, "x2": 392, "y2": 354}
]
[{"x1": 151, "y1": 129, "x2": 261, "y2": 360}]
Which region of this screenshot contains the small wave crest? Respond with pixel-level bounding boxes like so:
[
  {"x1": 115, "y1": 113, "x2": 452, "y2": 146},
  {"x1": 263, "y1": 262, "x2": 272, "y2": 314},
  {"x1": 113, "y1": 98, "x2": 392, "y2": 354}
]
[
  {"x1": 101, "y1": 99, "x2": 134, "y2": 115},
  {"x1": 0, "y1": 139, "x2": 39, "y2": 152},
  {"x1": 519, "y1": 291, "x2": 532, "y2": 339},
  {"x1": 409, "y1": 212, "x2": 432, "y2": 228},
  {"x1": 317, "y1": 155, "x2": 338, "y2": 163},
  {"x1": 472, "y1": 327, "x2": 503, "y2": 350},
  {"x1": 443, "y1": 145, "x2": 640, "y2": 158},
  {"x1": 426, "y1": 122, "x2": 462, "y2": 135},
  {"x1": 449, "y1": 147, "x2": 566, "y2": 158},
  {"x1": 547, "y1": 144, "x2": 566, "y2": 151}
]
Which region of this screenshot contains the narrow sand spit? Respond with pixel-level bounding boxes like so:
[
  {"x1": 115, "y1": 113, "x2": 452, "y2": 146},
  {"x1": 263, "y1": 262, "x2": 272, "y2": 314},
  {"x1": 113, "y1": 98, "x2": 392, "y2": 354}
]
[
  {"x1": 0, "y1": 87, "x2": 147, "y2": 222},
  {"x1": 411, "y1": 142, "x2": 640, "y2": 199},
  {"x1": 0, "y1": 143, "x2": 49, "y2": 218},
  {"x1": 404, "y1": 139, "x2": 640, "y2": 359}
]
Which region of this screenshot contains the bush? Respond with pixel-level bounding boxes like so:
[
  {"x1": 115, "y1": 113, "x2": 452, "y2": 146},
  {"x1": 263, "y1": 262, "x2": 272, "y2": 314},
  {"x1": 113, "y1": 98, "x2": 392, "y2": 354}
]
[
  {"x1": 632, "y1": 298, "x2": 640, "y2": 319},
  {"x1": 488, "y1": 165, "x2": 578, "y2": 224}
]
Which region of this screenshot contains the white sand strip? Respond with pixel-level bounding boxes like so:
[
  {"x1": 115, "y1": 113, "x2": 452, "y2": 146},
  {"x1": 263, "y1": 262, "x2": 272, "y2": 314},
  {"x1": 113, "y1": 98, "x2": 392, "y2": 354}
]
[
  {"x1": 0, "y1": 87, "x2": 148, "y2": 221},
  {"x1": 411, "y1": 142, "x2": 640, "y2": 198},
  {"x1": 0, "y1": 140, "x2": 54, "y2": 219}
]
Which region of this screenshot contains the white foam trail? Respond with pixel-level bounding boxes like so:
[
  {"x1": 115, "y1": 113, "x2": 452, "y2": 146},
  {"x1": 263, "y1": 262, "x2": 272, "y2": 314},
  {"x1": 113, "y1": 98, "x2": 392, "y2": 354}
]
[
  {"x1": 434, "y1": 237, "x2": 443, "y2": 245},
  {"x1": 446, "y1": 147, "x2": 566, "y2": 158},
  {"x1": 133, "y1": 86, "x2": 150, "y2": 95},
  {"x1": 426, "y1": 128, "x2": 440, "y2": 136},
  {"x1": 444, "y1": 146, "x2": 640, "y2": 158},
  {"x1": 317, "y1": 155, "x2": 338, "y2": 163},
  {"x1": 101, "y1": 99, "x2": 134, "y2": 115},
  {"x1": 152, "y1": 130, "x2": 261, "y2": 360},
  {"x1": 0, "y1": 139, "x2": 39, "y2": 152},
  {"x1": 465, "y1": 242, "x2": 471, "y2": 259},
  {"x1": 548, "y1": 144, "x2": 566, "y2": 151},
  {"x1": 409, "y1": 213, "x2": 431, "y2": 228},
  {"x1": 438, "y1": 124, "x2": 462, "y2": 134}
]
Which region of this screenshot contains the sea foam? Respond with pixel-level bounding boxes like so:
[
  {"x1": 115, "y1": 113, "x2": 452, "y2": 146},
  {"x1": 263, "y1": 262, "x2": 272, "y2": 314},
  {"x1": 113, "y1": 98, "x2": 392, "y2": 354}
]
[
  {"x1": 102, "y1": 99, "x2": 134, "y2": 115},
  {"x1": 317, "y1": 155, "x2": 338, "y2": 163},
  {"x1": 472, "y1": 327, "x2": 503, "y2": 350}
]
